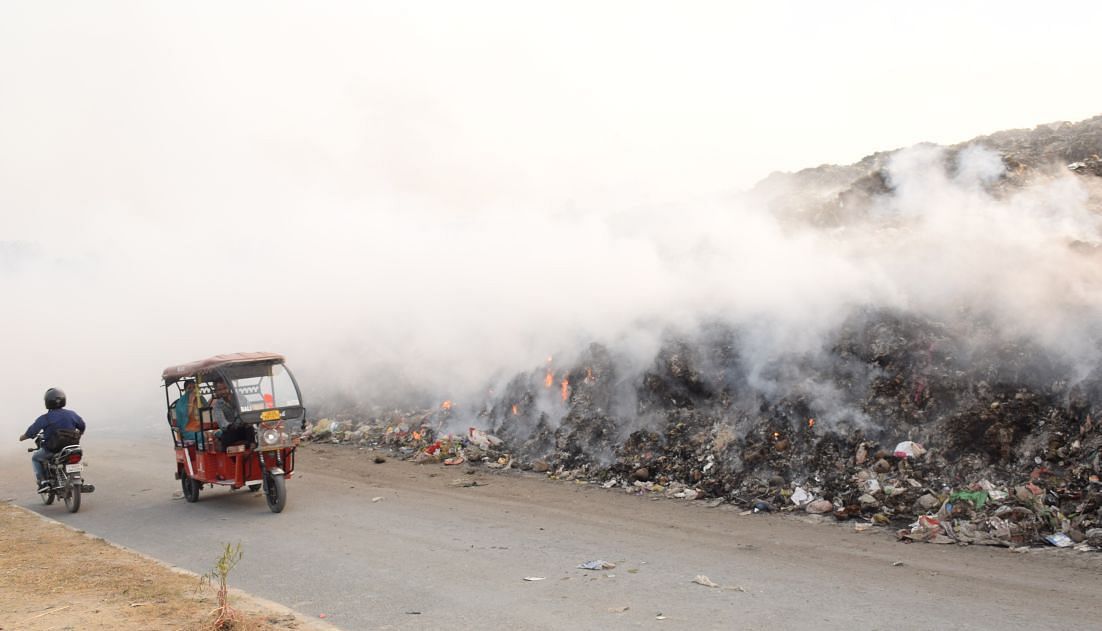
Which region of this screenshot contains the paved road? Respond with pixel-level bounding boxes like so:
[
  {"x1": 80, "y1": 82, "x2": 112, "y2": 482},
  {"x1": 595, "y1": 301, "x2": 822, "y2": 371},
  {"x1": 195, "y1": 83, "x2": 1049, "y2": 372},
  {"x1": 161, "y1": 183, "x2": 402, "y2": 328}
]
[{"x1": 3, "y1": 431, "x2": 1100, "y2": 630}]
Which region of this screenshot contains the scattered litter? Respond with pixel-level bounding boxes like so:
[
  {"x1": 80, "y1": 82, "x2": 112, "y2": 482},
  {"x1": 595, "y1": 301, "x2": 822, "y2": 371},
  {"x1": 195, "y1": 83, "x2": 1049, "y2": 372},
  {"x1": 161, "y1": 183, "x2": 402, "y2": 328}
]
[
  {"x1": 692, "y1": 575, "x2": 719, "y2": 588},
  {"x1": 523, "y1": 577, "x2": 546, "y2": 581},
  {"x1": 578, "y1": 560, "x2": 616, "y2": 570},
  {"x1": 656, "y1": 613, "x2": 667, "y2": 620},
  {"x1": 608, "y1": 606, "x2": 630, "y2": 613},
  {"x1": 725, "y1": 585, "x2": 748, "y2": 593},
  {"x1": 891, "y1": 561, "x2": 904, "y2": 567},
  {"x1": 371, "y1": 496, "x2": 383, "y2": 503}
]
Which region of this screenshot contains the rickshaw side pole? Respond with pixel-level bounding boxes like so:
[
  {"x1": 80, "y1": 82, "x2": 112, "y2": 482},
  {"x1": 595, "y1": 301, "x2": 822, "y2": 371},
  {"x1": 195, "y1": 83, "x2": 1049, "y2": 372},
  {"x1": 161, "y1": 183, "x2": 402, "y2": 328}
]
[{"x1": 234, "y1": 452, "x2": 245, "y2": 487}]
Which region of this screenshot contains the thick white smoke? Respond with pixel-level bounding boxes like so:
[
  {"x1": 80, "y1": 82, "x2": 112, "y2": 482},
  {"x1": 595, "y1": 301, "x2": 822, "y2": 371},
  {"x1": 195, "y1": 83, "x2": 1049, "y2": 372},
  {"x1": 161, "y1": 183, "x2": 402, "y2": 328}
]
[{"x1": 3, "y1": 4, "x2": 1102, "y2": 450}]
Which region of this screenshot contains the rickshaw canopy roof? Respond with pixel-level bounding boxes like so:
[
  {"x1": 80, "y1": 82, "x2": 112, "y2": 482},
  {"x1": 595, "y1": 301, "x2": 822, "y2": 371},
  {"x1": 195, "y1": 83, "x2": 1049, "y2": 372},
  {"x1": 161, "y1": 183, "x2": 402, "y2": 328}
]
[{"x1": 162, "y1": 352, "x2": 286, "y2": 382}]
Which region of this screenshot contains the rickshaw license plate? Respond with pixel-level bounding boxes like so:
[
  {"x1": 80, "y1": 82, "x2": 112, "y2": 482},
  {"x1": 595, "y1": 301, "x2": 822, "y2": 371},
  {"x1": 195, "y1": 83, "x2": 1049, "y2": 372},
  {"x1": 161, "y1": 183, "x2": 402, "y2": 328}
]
[
  {"x1": 65, "y1": 463, "x2": 83, "y2": 473},
  {"x1": 260, "y1": 410, "x2": 281, "y2": 421}
]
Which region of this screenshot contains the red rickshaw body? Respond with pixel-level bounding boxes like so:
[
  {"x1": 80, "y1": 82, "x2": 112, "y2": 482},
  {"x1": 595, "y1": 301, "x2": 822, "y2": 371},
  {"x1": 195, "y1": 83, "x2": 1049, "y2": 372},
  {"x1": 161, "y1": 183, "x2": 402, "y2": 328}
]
[{"x1": 162, "y1": 352, "x2": 304, "y2": 512}]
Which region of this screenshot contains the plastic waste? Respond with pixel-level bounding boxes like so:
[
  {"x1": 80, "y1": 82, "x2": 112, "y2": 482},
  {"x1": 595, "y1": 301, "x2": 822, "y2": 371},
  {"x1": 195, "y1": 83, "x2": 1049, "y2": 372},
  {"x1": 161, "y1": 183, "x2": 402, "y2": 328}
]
[
  {"x1": 1044, "y1": 533, "x2": 1074, "y2": 548},
  {"x1": 578, "y1": 560, "x2": 616, "y2": 570},
  {"x1": 948, "y1": 489, "x2": 989, "y2": 510},
  {"x1": 790, "y1": 487, "x2": 811, "y2": 506},
  {"x1": 893, "y1": 441, "x2": 927, "y2": 458}
]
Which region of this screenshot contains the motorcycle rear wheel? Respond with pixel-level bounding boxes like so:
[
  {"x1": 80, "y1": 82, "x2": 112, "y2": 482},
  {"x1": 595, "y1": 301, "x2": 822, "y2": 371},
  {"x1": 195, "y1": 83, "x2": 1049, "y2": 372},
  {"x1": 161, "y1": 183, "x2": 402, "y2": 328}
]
[{"x1": 65, "y1": 485, "x2": 81, "y2": 513}]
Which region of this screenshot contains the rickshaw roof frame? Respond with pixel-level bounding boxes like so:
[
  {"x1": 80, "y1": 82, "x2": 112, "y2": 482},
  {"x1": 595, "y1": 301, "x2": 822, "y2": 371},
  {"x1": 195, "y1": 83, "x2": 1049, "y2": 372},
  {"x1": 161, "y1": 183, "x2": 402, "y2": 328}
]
[{"x1": 162, "y1": 352, "x2": 287, "y2": 383}]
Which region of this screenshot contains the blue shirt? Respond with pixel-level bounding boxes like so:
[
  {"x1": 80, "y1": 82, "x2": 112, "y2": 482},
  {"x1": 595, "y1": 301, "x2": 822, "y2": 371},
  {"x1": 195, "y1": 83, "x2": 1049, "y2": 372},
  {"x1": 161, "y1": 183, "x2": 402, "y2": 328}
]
[{"x1": 24, "y1": 409, "x2": 86, "y2": 445}]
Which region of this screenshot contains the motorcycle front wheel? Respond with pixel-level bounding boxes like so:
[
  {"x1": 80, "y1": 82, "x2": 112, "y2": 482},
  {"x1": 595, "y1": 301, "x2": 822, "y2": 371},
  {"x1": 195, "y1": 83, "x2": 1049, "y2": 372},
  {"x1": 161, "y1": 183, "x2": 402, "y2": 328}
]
[
  {"x1": 64, "y1": 484, "x2": 81, "y2": 513},
  {"x1": 40, "y1": 488, "x2": 55, "y2": 505}
]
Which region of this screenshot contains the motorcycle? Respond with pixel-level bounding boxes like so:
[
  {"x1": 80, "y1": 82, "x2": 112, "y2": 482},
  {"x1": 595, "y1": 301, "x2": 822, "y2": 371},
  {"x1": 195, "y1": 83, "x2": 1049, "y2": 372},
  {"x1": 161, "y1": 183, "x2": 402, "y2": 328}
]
[{"x1": 28, "y1": 431, "x2": 95, "y2": 513}]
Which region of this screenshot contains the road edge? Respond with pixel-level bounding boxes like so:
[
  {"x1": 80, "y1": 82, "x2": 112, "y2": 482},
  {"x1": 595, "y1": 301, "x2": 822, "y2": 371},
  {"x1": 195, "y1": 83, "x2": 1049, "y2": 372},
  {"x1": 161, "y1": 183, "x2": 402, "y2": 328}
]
[{"x1": 10, "y1": 502, "x2": 340, "y2": 631}]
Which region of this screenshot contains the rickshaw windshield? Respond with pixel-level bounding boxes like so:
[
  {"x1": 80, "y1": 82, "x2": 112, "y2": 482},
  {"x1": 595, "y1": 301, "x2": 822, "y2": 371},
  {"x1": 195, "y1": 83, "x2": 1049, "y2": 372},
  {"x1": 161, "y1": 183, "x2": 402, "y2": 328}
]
[{"x1": 221, "y1": 363, "x2": 301, "y2": 412}]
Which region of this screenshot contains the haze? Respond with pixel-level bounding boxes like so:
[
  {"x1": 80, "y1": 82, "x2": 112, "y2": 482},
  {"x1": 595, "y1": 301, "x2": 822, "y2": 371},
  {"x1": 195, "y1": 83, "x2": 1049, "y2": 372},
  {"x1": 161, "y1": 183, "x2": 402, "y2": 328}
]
[{"x1": 3, "y1": 2, "x2": 1102, "y2": 442}]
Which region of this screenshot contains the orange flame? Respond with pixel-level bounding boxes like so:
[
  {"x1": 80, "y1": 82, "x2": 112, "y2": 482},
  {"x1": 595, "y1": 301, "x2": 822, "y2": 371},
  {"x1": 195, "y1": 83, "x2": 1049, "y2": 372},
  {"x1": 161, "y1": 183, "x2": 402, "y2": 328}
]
[
  {"x1": 441, "y1": 400, "x2": 453, "y2": 411},
  {"x1": 772, "y1": 432, "x2": 781, "y2": 440},
  {"x1": 511, "y1": 404, "x2": 519, "y2": 416},
  {"x1": 561, "y1": 378, "x2": 570, "y2": 402},
  {"x1": 808, "y1": 418, "x2": 815, "y2": 428},
  {"x1": 412, "y1": 431, "x2": 422, "y2": 440},
  {"x1": 585, "y1": 367, "x2": 594, "y2": 383},
  {"x1": 544, "y1": 370, "x2": 554, "y2": 388}
]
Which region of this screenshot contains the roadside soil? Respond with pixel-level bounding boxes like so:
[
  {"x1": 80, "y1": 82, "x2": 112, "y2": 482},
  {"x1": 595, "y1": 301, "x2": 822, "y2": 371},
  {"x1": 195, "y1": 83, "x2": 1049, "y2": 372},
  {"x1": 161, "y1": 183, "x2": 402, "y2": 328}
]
[{"x1": 0, "y1": 501, "x2": 333, "y2": 631}]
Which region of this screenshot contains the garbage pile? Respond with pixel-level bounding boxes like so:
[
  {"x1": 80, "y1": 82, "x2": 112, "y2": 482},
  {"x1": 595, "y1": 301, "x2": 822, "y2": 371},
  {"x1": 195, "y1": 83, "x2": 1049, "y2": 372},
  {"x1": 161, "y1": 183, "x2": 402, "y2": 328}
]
[
  {"x1": 474, "y1": 312, "x2": 1102, "y2": 551},
  {"x1": 303, "y1": 310, "x2": 1102, "y2": 551},
  {"x1": 301, "y1": 408, "x2": 513, "y2": 469},
  {"x1": 299, "y1": 114, "x2": 1102, "y2": 552}
]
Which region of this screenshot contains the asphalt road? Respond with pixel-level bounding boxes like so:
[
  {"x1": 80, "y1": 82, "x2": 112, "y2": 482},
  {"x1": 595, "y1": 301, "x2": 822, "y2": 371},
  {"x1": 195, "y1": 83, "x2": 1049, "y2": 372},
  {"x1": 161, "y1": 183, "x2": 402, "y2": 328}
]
[{"x1": 2, "y1": 430, "x2": 1100, "y2": 630}]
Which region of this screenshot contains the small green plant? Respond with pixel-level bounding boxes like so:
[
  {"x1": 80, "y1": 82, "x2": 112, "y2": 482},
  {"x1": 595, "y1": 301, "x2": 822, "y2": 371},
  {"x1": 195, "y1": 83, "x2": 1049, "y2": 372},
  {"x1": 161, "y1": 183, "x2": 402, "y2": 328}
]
[{"x1": 200, "y1": 542, "x2": 245, "y2": 630}]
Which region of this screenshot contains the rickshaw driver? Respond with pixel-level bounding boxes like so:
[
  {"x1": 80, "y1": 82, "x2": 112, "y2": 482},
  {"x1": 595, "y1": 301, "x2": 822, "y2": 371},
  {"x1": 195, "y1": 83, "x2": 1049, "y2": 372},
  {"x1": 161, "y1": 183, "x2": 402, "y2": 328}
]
[{"x1": 211, "y1": 380, "x2": 253, "y2": 448}]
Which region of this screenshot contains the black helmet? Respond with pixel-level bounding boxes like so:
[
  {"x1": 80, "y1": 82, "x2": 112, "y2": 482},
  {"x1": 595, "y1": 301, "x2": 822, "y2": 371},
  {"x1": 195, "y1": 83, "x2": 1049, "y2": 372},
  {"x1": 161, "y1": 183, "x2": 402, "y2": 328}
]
[{"x1": 44, "y1": 388, "x2": 66, "y2": 410}]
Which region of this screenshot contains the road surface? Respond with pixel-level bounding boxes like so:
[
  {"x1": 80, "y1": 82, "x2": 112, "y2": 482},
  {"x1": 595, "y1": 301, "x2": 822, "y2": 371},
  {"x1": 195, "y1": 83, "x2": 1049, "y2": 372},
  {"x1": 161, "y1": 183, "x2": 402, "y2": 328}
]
[{"x1": 2, "y1": 430, "x2": 1099, "y2": 630}]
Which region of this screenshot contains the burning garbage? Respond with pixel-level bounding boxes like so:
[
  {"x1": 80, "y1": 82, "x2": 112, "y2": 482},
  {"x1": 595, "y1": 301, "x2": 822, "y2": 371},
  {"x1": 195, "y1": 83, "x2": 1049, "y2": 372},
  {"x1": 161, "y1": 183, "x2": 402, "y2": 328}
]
[{"x1": 299, "y1": 116, "x2": 1102, "y2": 553}]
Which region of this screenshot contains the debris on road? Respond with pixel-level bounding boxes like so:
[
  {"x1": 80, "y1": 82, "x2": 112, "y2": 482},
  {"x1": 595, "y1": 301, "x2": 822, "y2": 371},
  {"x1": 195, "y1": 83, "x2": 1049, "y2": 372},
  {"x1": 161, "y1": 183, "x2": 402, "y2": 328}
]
[
  {"x1": 691, "y1": 575, "x2": 719, "y2": 588},
  {"x1": 578, "y1": 560, "x2": 616, "y2": 570}
]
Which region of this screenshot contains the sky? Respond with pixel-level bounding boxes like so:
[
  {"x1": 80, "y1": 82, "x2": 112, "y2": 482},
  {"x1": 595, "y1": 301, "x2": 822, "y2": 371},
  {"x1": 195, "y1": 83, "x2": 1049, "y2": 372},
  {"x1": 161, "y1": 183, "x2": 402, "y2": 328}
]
[{"x1": 2, "y1": 1, "x2": 1102, "y2": 440}]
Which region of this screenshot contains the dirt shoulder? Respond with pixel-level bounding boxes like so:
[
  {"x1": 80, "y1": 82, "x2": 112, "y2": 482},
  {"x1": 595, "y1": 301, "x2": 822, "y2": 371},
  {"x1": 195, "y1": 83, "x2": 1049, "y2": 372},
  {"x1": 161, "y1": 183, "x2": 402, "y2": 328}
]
[{"x1": 0, "y1": 501, "x2": 334, "y2": 631}]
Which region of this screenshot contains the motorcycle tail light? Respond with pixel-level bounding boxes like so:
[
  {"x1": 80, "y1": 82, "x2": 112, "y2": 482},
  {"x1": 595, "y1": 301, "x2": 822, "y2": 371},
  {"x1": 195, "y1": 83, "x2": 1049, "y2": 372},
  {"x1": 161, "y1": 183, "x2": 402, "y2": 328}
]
[{"x1": 66, "y1": 453, "x2": 82, "y2": 464}]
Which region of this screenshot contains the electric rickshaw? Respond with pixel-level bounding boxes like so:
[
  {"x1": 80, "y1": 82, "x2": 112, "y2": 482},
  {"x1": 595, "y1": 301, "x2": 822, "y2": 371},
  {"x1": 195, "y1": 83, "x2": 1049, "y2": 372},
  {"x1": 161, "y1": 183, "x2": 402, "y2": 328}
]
[{"x1": 162, "y1": 352, "x2": 304, "y2": 513}]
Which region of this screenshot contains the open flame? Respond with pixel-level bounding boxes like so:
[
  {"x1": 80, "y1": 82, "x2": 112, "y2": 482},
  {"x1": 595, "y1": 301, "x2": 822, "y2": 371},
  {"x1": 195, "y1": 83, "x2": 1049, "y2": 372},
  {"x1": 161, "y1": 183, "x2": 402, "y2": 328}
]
[
  {"x1": 545, "y1": 370, "x2": 554, "y2": 388},
  {"x1": 585, "y1": 367, "x2": 595, "y2": 383},
  {"x1": 772, "y1": 431, "x2": 781, "y2": 441},
  {"x1": 561, "y1": 378, "x2": 570, "y2": 402},
  {"x1": 808, "y1": 418, "x2": 815, "y2": 429},
  {"x1": 511, "y1": 404, "x2": 519, "y2": 416},
  {"x1": 412, "y1": 431, "x2": 422, "y2": 441},
  {"x1": 441, "y1": 400, "x2": 453, "y2": 411}
]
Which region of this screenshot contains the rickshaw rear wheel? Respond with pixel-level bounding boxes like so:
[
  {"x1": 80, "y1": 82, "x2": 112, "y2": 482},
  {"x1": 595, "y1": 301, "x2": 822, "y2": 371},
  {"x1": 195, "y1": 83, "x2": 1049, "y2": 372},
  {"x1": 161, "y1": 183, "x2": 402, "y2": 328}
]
[
  {"x1": 40, "y1": 489, "x2": 55, "y2": 505},
  {"x1": 181, "y1": 476, "x2": 201, "y2": 503},
  {"x1": 65, "y1": 485, "x2": 81, "y2": 513},
  {"x1": 263, "y1": 472, "x2": 286, "y2": 513}
]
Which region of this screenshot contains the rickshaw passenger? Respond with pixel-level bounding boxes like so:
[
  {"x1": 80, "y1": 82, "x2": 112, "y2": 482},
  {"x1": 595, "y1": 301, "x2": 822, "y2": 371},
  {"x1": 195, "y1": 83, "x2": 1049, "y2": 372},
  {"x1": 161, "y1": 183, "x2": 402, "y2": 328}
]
[{"x1": 173, "y1": 381, "x2": 203, "y2": 442}]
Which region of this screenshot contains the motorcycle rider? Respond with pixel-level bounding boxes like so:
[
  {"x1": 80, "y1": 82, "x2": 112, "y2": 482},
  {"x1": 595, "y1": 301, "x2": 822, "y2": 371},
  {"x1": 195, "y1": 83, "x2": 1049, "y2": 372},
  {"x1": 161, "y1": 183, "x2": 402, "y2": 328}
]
[{"x1": 18, "y1": 388, "x2": 86, "y2": 493}]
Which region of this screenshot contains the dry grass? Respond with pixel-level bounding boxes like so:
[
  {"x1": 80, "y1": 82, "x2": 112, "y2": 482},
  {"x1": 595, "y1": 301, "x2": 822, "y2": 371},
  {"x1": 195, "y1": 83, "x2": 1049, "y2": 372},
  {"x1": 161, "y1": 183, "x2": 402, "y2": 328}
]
[{"x1": 0, "y1": 502, "x2": 300, "y2": 631}]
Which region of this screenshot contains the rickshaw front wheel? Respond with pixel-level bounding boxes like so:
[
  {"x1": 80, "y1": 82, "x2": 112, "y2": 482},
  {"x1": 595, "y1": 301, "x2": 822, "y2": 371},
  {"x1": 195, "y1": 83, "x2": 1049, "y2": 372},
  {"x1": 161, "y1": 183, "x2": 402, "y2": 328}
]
[
  {"x1": 181, "y1": 476, "x2": 201, "y2": 503},
  {"x1": 263, "y1": 472, "x2": 286, "y2": 513}
]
